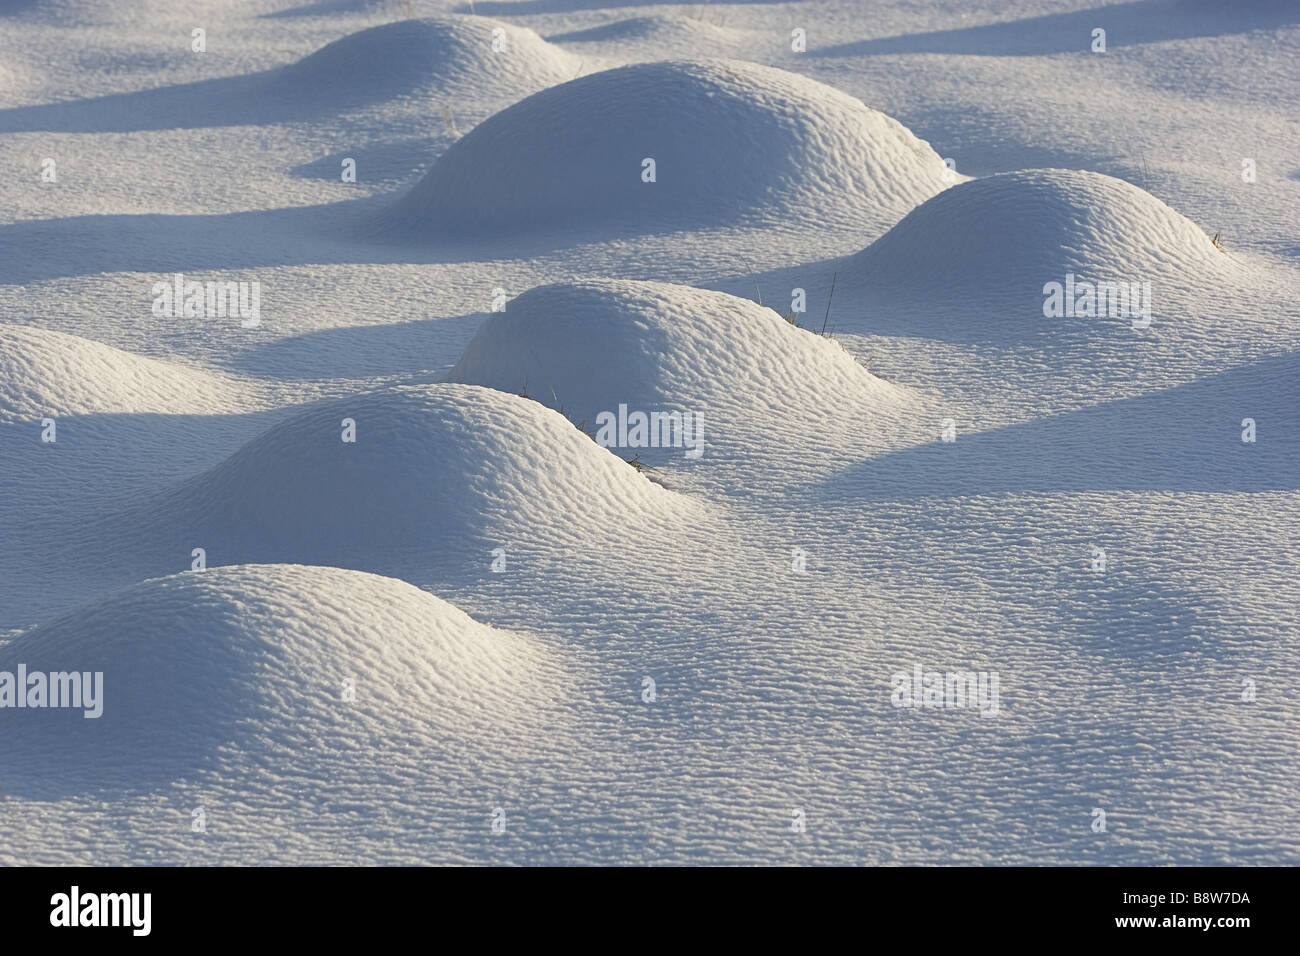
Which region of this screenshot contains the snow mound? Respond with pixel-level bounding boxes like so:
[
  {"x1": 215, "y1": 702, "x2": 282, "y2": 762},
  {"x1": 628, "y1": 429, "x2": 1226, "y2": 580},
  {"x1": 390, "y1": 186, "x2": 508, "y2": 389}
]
[
  {"x1": 448, "y1": 280, "x2": 920, "y2": 471},
  {"x1": 390, "y1": 59, "x2": 951, "y2": 237},
  {"x1": 0, "y1": 326, "x2": 244, "y2": 423},
  {"x1": 276, "y1": 16, "x2": 582, "y2": 104},
  {"x1": 0, "y1": 564, "x2": 550, "y2": 788},
  {"x1": 162, "y1": 383, "x2": 684, "y2": 564},
  {"x1": 851, "y1": 168, "x2": 1231, "y2": 292}
]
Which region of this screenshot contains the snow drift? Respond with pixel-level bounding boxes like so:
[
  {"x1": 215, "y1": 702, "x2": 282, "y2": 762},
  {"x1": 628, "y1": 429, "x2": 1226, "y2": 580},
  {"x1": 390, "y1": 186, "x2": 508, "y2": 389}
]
[
  {"x1": 390, "y1": 59, "x2": 952, "y2": 237},
  {"x1": 0, "y1": 15, "x2": 580, "y2": 131},
  {"x1": 154, "y1": 383, "x2": 685, "y2": 565},
  {"x1": 833, "y1": 168, "x2": 1242, "y2": 341},
  {"x1": 275, "y1": 16, "x2": 582, "y2": 105},
  {"x1": 0, "y1": 326, "x2": 246, "y2": 423},
  {"x1": 851, "y1": 168, "x2": 1231, "y2": 293},
  {"x1": 448, "y1": 279, "x2": 921, "y2": 475},
  {"x1": 0, "y1": 564, "x2": 551, "y2": 792}
]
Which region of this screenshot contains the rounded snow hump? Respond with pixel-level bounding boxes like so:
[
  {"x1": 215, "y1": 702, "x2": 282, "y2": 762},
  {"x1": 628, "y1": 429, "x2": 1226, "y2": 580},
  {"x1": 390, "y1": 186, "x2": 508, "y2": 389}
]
[
  {"x1": 0, "y1": 326, "x2": 249, "y2": 423},
  {"x1": 851, "y1": 168, "x2": 1233, "y2": 292},
  {"x1": 449, "y1": 279, "x2": 923, "y2": 481},
  {"x1": 832, "y1": 168, "x2": 1245, "y2": 343},
  {"x1": 152, "y1": 383, "x2": 688, "y2": 566},
  {"x1": 0, "y1": 564, "x2": 555, "y2": 794},
  {"x1": 275, "y1": 16, "x2": 583, "y2": 105},
  {"x1": 388, "y1": 58, "x2": 952, "y2": 238}
]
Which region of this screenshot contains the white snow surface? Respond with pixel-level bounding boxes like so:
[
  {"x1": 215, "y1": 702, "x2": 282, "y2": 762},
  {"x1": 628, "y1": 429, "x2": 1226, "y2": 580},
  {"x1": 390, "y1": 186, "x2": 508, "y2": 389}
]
[
  {"x1": 392, "y1": 57, "x2": 952, "y2": 236},
  {"x1": 449, "y1": 278, "x2": 926, "y2": 488},
  {"x1": 155, "y1": 382, "x2": 694, "y2": 569},
  {"x1": 276, "y1": 16, "x2": 586, "y2": 103},
  {"x1": 0, "y1": 325, "x2": 260, "y2": 421},
  {"x1": 0, "y1": 0, "x2": 1297, "y2": 865},
  {"x1": 0, "y1": 564, "x2": 556, "y2": 790},
  {"x1": 852, "y1": 168, "x2": 1230, "y2": 291}
]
